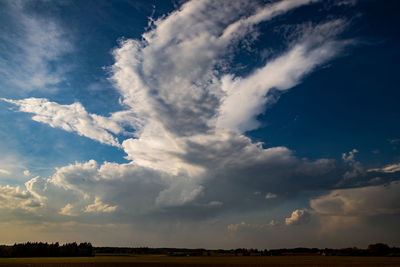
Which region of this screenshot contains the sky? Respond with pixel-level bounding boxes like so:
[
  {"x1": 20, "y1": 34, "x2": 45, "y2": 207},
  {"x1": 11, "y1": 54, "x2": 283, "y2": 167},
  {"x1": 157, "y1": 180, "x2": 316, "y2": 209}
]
[{"x1": 0, "y1": 0, "x2": 400, "y2": 249}]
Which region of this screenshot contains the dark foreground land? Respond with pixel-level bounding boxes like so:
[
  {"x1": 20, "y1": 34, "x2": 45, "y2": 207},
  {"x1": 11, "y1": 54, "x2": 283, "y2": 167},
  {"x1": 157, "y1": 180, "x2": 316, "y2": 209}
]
[{"x1": 1, "y1": 256, "x2": 400, "y2": 267}]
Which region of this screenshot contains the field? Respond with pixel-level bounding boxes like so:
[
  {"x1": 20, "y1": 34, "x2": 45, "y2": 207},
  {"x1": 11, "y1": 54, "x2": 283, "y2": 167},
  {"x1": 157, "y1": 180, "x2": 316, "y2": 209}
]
[{"x1": 1, "y1": 256, "x2": 400, "y2": 267}]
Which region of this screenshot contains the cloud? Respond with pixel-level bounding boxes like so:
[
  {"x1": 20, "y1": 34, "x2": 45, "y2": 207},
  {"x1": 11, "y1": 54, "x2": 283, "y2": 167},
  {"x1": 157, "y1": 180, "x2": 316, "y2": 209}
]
[
  {"x1": 0, "y1": 184, "x2": 42, "y2": 211},
  {"x1": 388, "y1": 138, "x2": 400, "y2": 145},
  {"x1": 285, "y1": 209, "x2": 311, "y2": 225},
  {"x1": 18, "y1": 159, "x2": 165, "y2": 220},
  {"x1": 84, "y1": 197, "x2": 117, "y2": 213},
  {"x1": 0, "y1": 0, "x2": 365, "y2": 228},
  {"x1": 335, "y1": 0, "x2": 358, "y2": 6},
  {"x1": 110, "y1": 0, "x2": 338, "y2": 137},
  {"x1": 218, "y1": 0, "x2": 320, "y2": 44},
  {"x1": 1, "y1": 98, "x2": 122, "y2": 147},
  {"x1": 0, "y1": 1, "x2": 72, "y2": 93},
  {"x1": 341, "y1": 149, "x2": 364, "y2": 180},
  {"x1": 0, "y1": 154, "x2": 31, "y2": 183},
  {"x1": 368, "y1": 163, "x2": 400, "y2": 174},
  {"x1": 227, "y1": 221, "x2": 248, "y2": 232},
  {"x1": 207, "y1": 201, "x2": 223, "y2": 207},
  {"x1": 227, "y1": 221, "x2": 275, "y2": 232},
  {"x1": 309, "y1": 181, "x2": 400, "y2": 234},
  {"x1": 0, "y1": 169, "x2": 11, "y2": 175},
  {"x1": 265, "y1": 193, "x2": 277, "y2": 199},
  {"x1": 59, "y1": 203, "x2": 77, "y2": 216},
  {"x1": 310, "y1": 181, "x2": 400, "y2": 217},
  {"x1": 23, "y1": 170, "x2": 31, "y2": 177},
  {"x1": 6, "y1": 0, "x2": 349, "y2": 155},
  {"x1": 342, "y1": 149, "x2": 359, "y2": 163},
  {"x1": 5, "y1": 137, "x2": 338, "y2": 223},
  {"x1": 217, "y1": 20, "x2": 349, "y2": 133},
  {"x1": 268, "y1": 220, "x2": 280, "y2": 227}
]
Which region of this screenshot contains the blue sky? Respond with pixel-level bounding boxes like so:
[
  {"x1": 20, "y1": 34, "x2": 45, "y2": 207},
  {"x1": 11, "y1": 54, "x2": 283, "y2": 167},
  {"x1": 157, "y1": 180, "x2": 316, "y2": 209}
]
[{"x1": 0, "y1": 0, "x2": 400, "y2": 248}]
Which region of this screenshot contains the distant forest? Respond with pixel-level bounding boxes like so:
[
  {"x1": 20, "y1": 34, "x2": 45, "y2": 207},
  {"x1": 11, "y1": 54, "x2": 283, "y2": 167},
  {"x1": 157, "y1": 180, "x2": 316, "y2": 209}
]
[
  {"x1": 0, "y1": 242, "x2": 93, "y2": 257},
  {"x1": 0, "y1": 242, "x2": 399, "y2": 257}
]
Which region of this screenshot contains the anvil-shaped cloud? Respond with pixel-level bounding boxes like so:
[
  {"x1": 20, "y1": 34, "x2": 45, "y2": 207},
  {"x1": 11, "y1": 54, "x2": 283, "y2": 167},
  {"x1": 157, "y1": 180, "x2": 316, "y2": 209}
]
[{"x1": 2, "y1": 0, "x2": 389, "y2": 229}]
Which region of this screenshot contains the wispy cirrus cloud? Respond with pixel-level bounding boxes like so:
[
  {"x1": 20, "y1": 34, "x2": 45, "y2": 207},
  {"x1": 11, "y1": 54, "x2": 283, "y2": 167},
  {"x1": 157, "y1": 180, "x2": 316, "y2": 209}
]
[
  {"x1": 217, "y1": 19, "x2": 350, "y2": 133},
  {"x1": 0, "y1": 1, "x2": 72, "y2": 94}
]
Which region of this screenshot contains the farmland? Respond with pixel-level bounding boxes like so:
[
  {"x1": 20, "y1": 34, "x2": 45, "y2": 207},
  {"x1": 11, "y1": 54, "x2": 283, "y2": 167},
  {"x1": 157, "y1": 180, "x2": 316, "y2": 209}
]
[{"x1": 1, "y1": 255, "x2": 400, "y2": 266}]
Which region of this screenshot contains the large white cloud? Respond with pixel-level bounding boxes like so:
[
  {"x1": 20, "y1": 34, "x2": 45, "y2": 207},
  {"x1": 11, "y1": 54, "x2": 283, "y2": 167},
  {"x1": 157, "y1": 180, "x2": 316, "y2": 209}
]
[
  {"x1": 110, "y1": 0, "x2": 343, "y2": 137},
  {"x1": 0, "y1": 0, "x2": 372, "y2": 227},
  {"x1": 9, "y1": 134, "x2": 339, "y2": 222}
]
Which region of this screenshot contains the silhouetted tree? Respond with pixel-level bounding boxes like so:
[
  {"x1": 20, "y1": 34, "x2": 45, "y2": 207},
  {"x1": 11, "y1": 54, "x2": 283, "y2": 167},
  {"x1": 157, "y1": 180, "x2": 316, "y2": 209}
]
[{"x1": 368, "y1": 243, "x2": 390, "y2": 256}]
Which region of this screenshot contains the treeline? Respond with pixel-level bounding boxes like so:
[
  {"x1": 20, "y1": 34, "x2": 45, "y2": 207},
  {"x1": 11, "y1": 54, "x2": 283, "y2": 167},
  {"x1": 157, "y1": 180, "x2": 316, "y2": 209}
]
[
  {"x1": 0, "y1": 242, "x2": 93, "y2": 257},
  {"x1": 95, "y1": 243, "x2": 400, "y2": 257},
  {"x1": 268, "y1": 243, "x2": 400, "y2": 257},
  {"x1": 95, "y1": 247, "x2": 208, "y2": 256},
  {"x1": 1, "y1": 242, "x2": 399, "y2": 257}
]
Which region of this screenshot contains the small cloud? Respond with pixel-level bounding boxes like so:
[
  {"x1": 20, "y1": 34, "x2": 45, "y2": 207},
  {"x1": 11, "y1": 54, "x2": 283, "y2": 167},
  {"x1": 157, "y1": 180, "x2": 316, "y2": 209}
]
[
  {"x1": 342, "y1": 149, "x2": 358, "y2": 163},
  {"x1": 268, "y1": 220, "x2": 280, "y2": 227},
  {"x1": 59, "y1": 203, "x2": 77, "y2": 216},
  {"x1": 388, "y1": 139, "x2": 400, "y2": 151},
  {"x1": 368, "y1": 163, "x2": 400, "y2": 174},
  {"x1": 84, "y1": 197, "x2": 117, "y2": 213},
  {"x1": 335, "y1": 0, "x2": 357, "y2": 6},
  {"x1": 265, "y1": 192, "x2": 277, "y2": 199},
  {"x1": 23, "y1": 199, "x2": 42, "y2": 208},
  {"x1": 388, "y1": 138, "x2": 400, "y2": 145},
  {"x1": 1, "y1": 98, "x2": 122, "y2": 147},
  {"x1": 341, "y1": 149, "x2": 364, "y2": 179},
  {"x1": 227, "y1": 222, "x2": 248, "y2": 232},
  {"x1": 228, "y1": 220, "x2": 278, "y2": 232},
  {"x1": 0, "y1": 169, "x2": 11, "y2": 175},
  {"x1": 23, "y1": 170, "x2": 31, "y2": 177},
  {"x1": 208, "y1": 201, "x2": 223, "y2": 207},
  {"x1": 253, "y1": 191, "x2": 261, "y2": 196},
  {"x1": 285, "y1": 209, "x2": 311, "y2": 226}
]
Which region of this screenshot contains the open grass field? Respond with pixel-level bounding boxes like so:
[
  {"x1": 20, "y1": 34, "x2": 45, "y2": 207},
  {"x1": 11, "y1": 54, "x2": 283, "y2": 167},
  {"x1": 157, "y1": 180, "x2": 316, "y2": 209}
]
[{"x1": 1, "y1": 256, "x2": 400, "y2": 267}]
